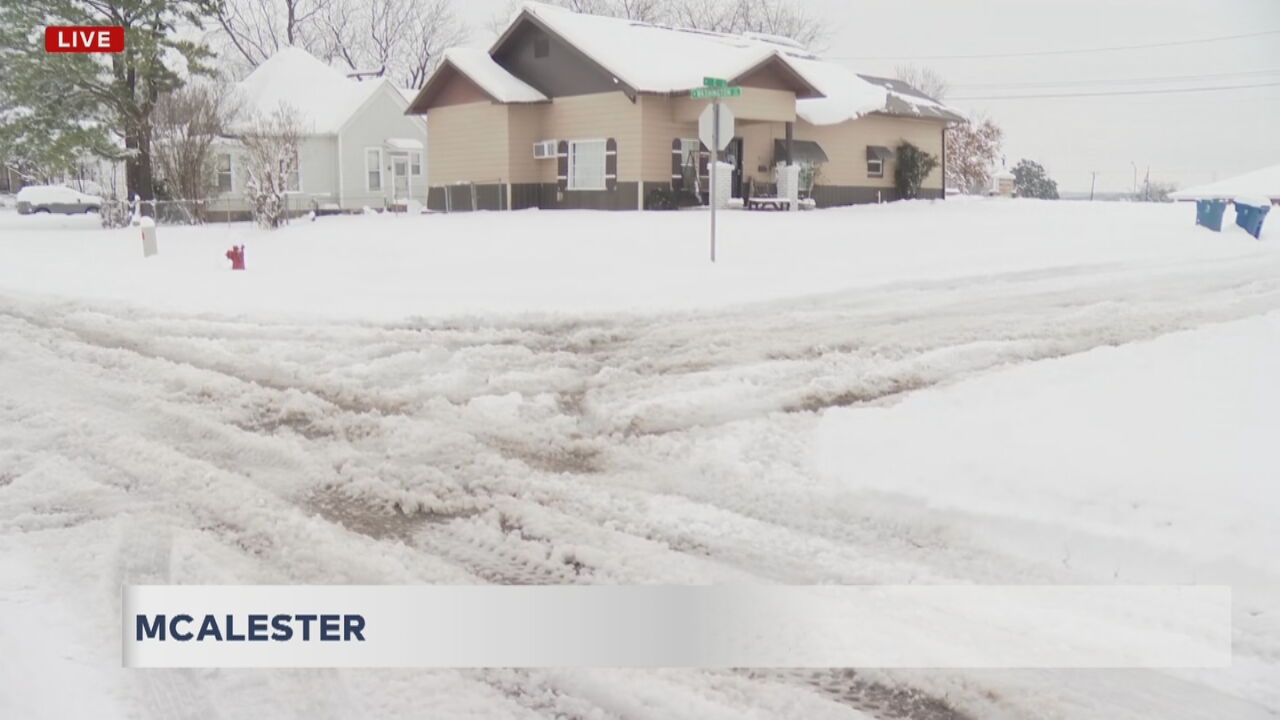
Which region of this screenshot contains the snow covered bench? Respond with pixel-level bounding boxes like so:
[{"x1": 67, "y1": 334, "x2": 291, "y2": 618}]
[{"x1": 745, "y1": 197, "x2": 792, "y2": 211}]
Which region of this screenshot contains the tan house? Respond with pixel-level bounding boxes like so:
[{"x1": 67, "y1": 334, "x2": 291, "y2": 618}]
[{"x1": 407, "y1": 2, "x2": 963, "y2": 211}]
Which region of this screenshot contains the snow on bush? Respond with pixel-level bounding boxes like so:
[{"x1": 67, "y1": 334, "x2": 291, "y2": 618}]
[{"x1": 240, "y1": 104, "x2": 303, "y2": 229}]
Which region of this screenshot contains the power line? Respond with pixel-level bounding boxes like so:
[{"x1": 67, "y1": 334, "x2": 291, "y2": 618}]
[
  {"x1": 951, "y1": 68, "x2": 1280, "y2": 89},
  {"x1": 829, "y1": 28, "x2": 1280, "y2": 61},
  {"x1": 951, "y1": 80, "x2": 1280, "y2": 100}
]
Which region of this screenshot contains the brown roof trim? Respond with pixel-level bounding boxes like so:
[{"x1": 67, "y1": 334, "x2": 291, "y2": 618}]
[
  {"x1": 732, "y1": 54, "x2": 825, "y2": 99},
  {"x1": 490, "y1": 8, "x2": 641, "y2": 101},
  {"x1": 406, "y1": 60, "x2": 497, "y2": 115}
]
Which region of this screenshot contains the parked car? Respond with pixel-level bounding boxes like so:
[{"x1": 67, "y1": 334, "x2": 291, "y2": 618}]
[{"x1": 15, "y1": 185, "x2": 103, "y2": 215}]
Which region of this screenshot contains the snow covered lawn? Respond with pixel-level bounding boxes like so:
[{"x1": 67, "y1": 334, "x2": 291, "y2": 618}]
[
  {"x1": 817, "y1": 313, "x2": 1280, "y2": 712},
  {"x1": 0, "y1": 198, "x2": 1273, "y2": 319},
  {"x1": 1, "y1": 199, "x2": 1278, "y2": 718}
]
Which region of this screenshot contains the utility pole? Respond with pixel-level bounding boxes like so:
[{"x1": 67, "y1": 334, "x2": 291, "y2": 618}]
[
  {"x1": 1089, "y1": 171, "x2": 1097, "y2": 201},
  {"x1": 1130, "y1": 161, "x2": 1138, "y2": 197}
]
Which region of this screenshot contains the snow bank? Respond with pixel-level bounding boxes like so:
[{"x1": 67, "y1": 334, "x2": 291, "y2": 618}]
[
  {"x1": 0, "y1": 199, "x2": 1275, "y2": 321},
  {"x1": 1170, "y1": 164, "x2": 1280, "y2": 201},
  {"x1": 815, "y1": 311, "x2": 1280, "y2": 575}
]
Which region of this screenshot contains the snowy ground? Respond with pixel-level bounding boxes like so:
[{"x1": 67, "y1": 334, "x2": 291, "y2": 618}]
[{"x1": 1, "y1": 199, "x2": 1278, "y2": 718}]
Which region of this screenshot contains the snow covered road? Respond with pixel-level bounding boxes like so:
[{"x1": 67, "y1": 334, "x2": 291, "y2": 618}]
[{"x1": 2, "y1": 201, "x2": 1279, "y2": 718}]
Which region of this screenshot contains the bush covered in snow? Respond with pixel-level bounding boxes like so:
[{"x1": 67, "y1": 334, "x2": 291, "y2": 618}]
[
  {"x1": 241, "y1": 105, "x2": 303, "y2": 229},
  {"x1": 894, "y1": 141, "x2": 939, "y2": 200}
]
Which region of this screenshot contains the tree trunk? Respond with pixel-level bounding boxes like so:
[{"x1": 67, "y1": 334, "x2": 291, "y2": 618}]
[{"x1": 125, "y1": 127, "x2": 156, "y2": 202}]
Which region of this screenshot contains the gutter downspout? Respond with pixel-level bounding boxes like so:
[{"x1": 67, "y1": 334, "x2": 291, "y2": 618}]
[
  {"x1": 941, "y1": 125, "x2": 946, "y2": 201},
  {"x1": 337, "y1": 132, "x2": 345, "y2": 209}
]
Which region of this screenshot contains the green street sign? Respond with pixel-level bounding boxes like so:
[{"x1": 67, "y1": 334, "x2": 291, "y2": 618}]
[
  {"x1": 691, "y1": 86, "x2": 742, "y2": 99},
  {"x1": 703, "y1": 76, "x2": 728, "y2": 87}
]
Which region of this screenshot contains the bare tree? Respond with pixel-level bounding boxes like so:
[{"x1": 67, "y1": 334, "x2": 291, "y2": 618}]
[
  {"x1": 491, "y1": 0, "x2": 668, "y2": 31},
  {"x1": 212, "y1": 0, "x2": 334, "y2": 68},
  {"x1": 894, "y1": 64, "x2": 949, "y2": 100},
  {"x1": 152, "y1": 81, "x2": 239, "y2": 206},
  {"x1": 491, "y1": 0, "x2": 824, "y2": 48},
  {"x1": 240, "y1": 103, "x2": 303, "y2": 228},
  {"x1": 727, "y1": 0, "x2": 824, "y2": 47},
  {"x1": 316, "y1": 0, "x2": 465, "y2": 88}
]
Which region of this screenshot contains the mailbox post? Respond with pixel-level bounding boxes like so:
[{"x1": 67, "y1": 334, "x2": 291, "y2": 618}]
[{"x1": 139, "y1": 216, "x2": 157, "y2": 257}]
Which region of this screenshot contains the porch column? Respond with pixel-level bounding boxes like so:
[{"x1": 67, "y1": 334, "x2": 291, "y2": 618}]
[{"x1": 784, "y1": 121, "x2": 798, "y2": 211}]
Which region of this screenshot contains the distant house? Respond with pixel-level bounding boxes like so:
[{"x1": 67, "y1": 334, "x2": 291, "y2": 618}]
[
  {"x1": 406, "y1": 2, "x2": 963, "y2": 211},
  {"x1": 215, "y1": 48, "x2": 428, "y2": 217}
]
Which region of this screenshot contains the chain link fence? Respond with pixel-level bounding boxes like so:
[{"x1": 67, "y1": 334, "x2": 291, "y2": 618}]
[{"x1": 99, "y1": 195, "x2": 311, "y2": 229}]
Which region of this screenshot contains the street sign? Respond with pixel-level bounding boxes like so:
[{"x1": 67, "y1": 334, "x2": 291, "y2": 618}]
[
  {"x1": 691, "y1": 86, "x2": 742, "y2": 99},
  {"x1": 703, "y1": 77, "x2": 728, "y2": 87},
  {"x1": 698, "y1": 103, "x2": 735, "y2": 151}
]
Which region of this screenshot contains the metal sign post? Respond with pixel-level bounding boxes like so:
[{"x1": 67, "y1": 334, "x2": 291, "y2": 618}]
[
  {"x1": 696, "y1": 77, "x2": 740, "y2": 264},
  {"x1": 711, "y1": 100, "x2": 719, "y2": 263}
]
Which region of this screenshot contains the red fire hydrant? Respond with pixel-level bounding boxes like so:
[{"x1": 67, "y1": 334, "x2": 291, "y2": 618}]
[{"x1": 226, "y1": 244, "x2": 246, "y2": 270}]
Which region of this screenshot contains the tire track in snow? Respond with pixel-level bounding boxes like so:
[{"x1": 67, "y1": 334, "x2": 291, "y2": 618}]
[{"x1": 4, "y1": 251, "x2": 1280, "y2": 718}]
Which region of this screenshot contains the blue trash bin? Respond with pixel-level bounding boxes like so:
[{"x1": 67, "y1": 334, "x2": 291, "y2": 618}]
[
  {"x1": 1234, "y1": 201, "x2": 1270, "y2": 239},
  {"x1": 1195, "y1": 199, "x2": 1228, "y2": 232}
]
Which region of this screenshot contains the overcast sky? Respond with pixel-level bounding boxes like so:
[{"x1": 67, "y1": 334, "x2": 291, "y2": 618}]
[{"x1": 458, "y1": 0, "x2": 1280, "y2": 193}]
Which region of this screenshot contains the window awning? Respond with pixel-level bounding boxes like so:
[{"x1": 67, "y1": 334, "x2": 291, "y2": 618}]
[
  {"x1": 866, "y1": 146, "x2": 895, "y2": 161},
  {"x1": 385, "y1": 138, "x2": 424, "y2": 151},
  {"x1": 773, "y1": 139, "x2": 829, "y2": 165}
]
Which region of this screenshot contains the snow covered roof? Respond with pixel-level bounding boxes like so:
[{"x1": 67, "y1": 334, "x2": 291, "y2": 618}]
[
  {"x1": 234, "y1": 47, "x2": 386, "y2": 135},
  {"x1": 492, "y1": 2, "x2": 963, "y2": 126},
  {"x1": 441, "y1": 48, "x2": 549, "y2": 103},
  {"x1": 509, "y1": 2, "x2": 797, "y2": 95},
  {"x1": 1169, "y1": 164, "x2": 1280, "y2": 201}
]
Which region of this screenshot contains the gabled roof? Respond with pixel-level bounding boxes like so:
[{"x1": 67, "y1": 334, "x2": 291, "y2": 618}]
[
  {"x1": 855, "y1": 75, "x2": 965, "y2": 123},
  {"x1": 405, "y1": 2, "x2": 965, "y2": 125},
  {"x1": 234, "y1": 47, "x2": 385, "y2": 135},
  {"x1": 493, "y1": 2, "x2": 821, "y2": 98},
  {"x1": 407, "y1": 48, "x2": 548, "y2": 113}
]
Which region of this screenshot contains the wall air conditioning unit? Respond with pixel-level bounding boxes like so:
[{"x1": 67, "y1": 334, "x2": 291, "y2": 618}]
[{"x1": 533, "y1": 140, "x2": 558, "y2": 159}]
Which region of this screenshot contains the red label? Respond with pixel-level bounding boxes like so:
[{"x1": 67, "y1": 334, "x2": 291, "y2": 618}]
[{"x1": 44, "y1": 26, "x2": 125, "y2": 54}]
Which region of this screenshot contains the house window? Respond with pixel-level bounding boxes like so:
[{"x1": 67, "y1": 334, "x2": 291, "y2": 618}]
[
  {"x1": 679, "y1": 138, "x2": 701, "y2": 189},
  {"x1": 867, "y1": 157, "x2": 884, "y2": 178},
  {"x1": 534, "y1": 33, "x2": 550, "y2": 58},
  {"x1": 366, "y1": 148, "x2": 382, "y2": 191},
  {"x1": 411, "y1": 152, "x2": 422, "y2": 177},
  {"x1": 215, "y1": 153, "x2": 233, "y2": 193},
  {"x1": 568, "y1": 139, "x2": 606, "y2": 190}
]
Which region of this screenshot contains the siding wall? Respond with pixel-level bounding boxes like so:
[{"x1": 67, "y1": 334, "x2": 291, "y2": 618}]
[
  {"x1": 736, "y1": 121, "x2": 787, "y2": 185},
  {"x1": 540, "y1": 92, "x2": 643, "y2": 183},
  {"x1": 672, "y1": 88, "x2": 797, "y2": 124},
  {"x1": 796, "y1": 115, "x2": 946, "y2": 189},
  {"x1": 507, "y1": 104, "x2": 548, "y2": 184},
  {"x1": 212, "y1": 135, "x2": 338, "y2": 214},
  {"x1": 338, "y1": 85, "x2": 430, "y2": 209},
  {"x1": 638, "y1": 94, "x2": 697, "y2": 184},
  {"x1": 426, "y1": 101, "x2": 511, "y2": 186}
]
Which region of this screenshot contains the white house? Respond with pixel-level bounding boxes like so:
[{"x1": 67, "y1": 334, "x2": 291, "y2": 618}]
[{"x1": 215, "y1": 48, "x2": 429, "y2": 217}]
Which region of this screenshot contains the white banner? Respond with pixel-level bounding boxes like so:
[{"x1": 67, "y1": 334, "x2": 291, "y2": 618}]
[{"x1": 122, "y1": 585, "x2": 1231, "y2": 669}]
